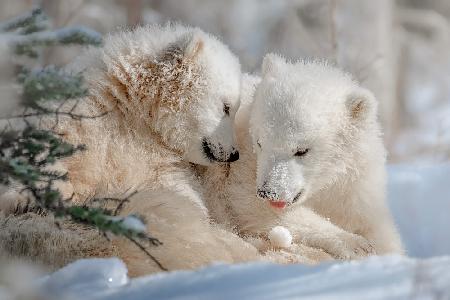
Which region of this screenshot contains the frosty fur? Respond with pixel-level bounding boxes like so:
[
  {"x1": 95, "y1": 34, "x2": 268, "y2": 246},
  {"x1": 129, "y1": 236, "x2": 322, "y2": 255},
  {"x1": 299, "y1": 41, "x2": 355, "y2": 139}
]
[
  {"x1": 0, "y1": 212, "x2": 118, "y2": 269},
  {"x1": 49, "y1": 24, "x2": 243, "y2": 205},
  {"x1": 0, "y1": 26, "x2": 331, "y2": 276},
  {"x1": 0, "y1": 193, "x2": 331, "y2": 276},
  {"x1": 0, "y1": 29, "x2": 401, "y2": 274},
  {"x1": 48, "y1": 24, "x2": 259, "y2": 276},
  {"x1": 0, "y1": 24, "x2": 249, "y2": 276},
  {"x1": 203, "y1": 56, "x2": 404, "y2": 259}
]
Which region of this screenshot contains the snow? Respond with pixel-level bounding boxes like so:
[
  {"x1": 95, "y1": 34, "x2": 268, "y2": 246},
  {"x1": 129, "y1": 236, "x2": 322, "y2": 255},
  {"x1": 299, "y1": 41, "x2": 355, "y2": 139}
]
[
  {"x1": 269, "y1": 226, "x2": 293, "y2": 248},
  {"x1": 388, "y1": 163, "x2": 450, "y2": 258},
  {"x1": 37, "y1": 256, "x2": 450, "y2": 300},
  {"x1": 38, "y1": 258, "x2": 128, "y2": 297},
  {"x1": 28, "y1": 163, "x2": 450, "y2": 299},
  {"x1": 120, "y1": 216, "x2": 147, "y2": 233}
]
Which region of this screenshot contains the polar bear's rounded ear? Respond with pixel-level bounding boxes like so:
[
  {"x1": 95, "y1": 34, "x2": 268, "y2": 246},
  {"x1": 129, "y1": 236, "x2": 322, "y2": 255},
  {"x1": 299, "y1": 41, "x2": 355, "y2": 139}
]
[
  {"x1": 183, "y1": 32, "x2": 204, "y2": 60},
  {"x1": 262, "y1": 53, "x2": 285, "y2": 77},
  {"x1": 345, "y1": 88, "x2": 377, "y2": 122},
  {"x1": 159, "y1": 32, "x2": 203, "y2": 62}
]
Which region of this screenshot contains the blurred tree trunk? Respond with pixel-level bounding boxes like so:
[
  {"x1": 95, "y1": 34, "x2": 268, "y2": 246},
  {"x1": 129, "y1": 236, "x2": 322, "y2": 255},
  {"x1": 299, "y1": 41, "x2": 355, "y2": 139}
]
[
  {"x1": 126, "y1": 0, "x2": 142, "y2": 27},
  {"x1": 332, "y1": 0, "x2": 399, "y2": 147}
]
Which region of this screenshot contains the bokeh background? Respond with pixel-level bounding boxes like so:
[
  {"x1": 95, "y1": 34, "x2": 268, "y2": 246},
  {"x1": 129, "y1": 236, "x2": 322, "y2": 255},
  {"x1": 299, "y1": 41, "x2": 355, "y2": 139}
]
[{"x1": 1, "y1": 0, "x2": 450, "y2": 164}]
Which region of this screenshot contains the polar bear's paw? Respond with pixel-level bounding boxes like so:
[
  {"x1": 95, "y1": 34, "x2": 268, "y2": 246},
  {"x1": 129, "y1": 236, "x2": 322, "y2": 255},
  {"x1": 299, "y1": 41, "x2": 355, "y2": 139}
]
[
  {"x1": 308, "y1": 232, "x2": 375, "y2": 260},
  {"x1": 330, "y1": 232, "x2": 375, "y2": 259}
]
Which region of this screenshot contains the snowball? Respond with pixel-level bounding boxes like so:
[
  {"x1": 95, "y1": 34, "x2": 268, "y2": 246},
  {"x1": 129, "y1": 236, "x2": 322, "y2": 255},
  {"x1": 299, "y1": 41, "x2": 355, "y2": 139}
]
[
  {"x1": 268, "y1": 226, "x2": 292, "y2": 248},
  {"x1": 121, "y1": 216, "x2": 147, "y2": 233}
]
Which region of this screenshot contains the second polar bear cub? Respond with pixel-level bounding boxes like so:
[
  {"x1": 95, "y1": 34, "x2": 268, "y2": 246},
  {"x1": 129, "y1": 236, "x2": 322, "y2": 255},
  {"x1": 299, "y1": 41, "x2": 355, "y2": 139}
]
[{"x1": 205, "y1": 54, "x2": 403, "y2": 259}]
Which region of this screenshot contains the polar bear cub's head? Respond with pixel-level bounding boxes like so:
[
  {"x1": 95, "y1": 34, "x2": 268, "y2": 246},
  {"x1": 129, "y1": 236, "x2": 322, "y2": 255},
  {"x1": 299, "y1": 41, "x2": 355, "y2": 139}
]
[
  {"x1": 250, "y1": 54, "x2": 379, "y2": 209},
  {"x1": 102, "y1": 26, "x2": 241, "y2": 166},
  {"x1": 150, "y1": 29, "x2": 242, "y2": 165}
]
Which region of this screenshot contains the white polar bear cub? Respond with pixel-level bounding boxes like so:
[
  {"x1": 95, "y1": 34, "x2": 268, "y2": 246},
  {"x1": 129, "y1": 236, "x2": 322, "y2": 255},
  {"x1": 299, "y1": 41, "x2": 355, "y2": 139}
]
[
  {"x1": 1, "y1": 24, "x2": 258, "y2": 276},
  {"x1": 204, "y1": 54, "x2": 403, "y2": 259},
  {"x1": 39, "y1": 24, "x2": 245, "y2": 209}
]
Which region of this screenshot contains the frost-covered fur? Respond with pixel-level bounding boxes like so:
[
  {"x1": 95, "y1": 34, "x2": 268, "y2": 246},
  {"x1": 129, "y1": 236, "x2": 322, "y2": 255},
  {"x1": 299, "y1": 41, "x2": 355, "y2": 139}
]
[
  {"x1": 0, "y1": 24, "x2": 255, "y2": 276},
  {"x1": 50, "y1": 24, "x2": 243, "y2": 204},
  {"x1": 110, "y1": 189, "x2": 332, "y2": 276},
  {"x1": 204, "y1": 55, "x2": 403, "y2": 259},
  {"x1": 47, "y1": 24, "x2": 259, "y2": 275},
  {"x1": 0, "y1": 212, "x2": 118, "y2": 270},
  {"x1": 0, "y1": 28, "x2": 334, "y2": 276},
  {"x1": 0, "y1": 190, "x2": 331, "y2": 276}
]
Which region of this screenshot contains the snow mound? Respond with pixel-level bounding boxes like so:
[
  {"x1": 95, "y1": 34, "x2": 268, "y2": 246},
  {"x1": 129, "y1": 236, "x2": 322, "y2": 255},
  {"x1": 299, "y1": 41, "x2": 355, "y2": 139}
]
[
  {"x1": 388, "y1": 163, "x2": 450, "y2": 257},
  {"x1": 38, "y1": 258, "x2": 128, "y2": 299},
  {"x1": 37, "y1": 256, "x2": 450, "y2": 300}
]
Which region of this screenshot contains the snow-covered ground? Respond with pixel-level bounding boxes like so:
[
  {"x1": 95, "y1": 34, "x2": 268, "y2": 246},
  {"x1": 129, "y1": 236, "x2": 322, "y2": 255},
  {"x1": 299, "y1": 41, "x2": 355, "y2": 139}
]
[
  {"x1": 388, "y1": 163, "x2": 450, "y2": 258},
  {"x1": 6, "y1": 163, "x2": 450, "y2": 299},
  {"x1": 36, "y1": 255, "x2": 450, "y2": 300}
]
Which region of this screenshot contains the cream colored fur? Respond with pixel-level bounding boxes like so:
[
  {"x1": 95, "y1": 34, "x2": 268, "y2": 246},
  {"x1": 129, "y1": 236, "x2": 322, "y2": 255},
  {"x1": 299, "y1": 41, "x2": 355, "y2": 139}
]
[
  {"x1": 0, "y1": 24, "x2": 255, "y2": 276},
  {"x1": 0, "y1": 31, "x2": 400, "y2": 274},
  {"x1": 0, "y1": 26, "x2": 330, "y2": 276},
  {"x1": 0, "y1": 190, "x2": 331, "y2": 277},
  {"x1": 203, "y1": 56, "x2": 404, "y2": 260},
  {"x1": 46, "y1": 24, "x2": 265, "y2": 275},
  {"x1": 0, "y1": 212, "x2": 117, "y2": 270}
]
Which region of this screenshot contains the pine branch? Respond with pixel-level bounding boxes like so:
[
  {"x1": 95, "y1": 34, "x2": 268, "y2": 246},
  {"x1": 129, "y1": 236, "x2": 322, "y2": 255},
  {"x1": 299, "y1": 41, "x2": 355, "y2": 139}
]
[
  {"x1": 0, "y1": 8, "x2": 47, "y2": 33},
  {"x1": 14, "y1": 26, "x2": 102, "y2": 57},
  {"x1": 22, "y1": 66, "x2": 88, "y2": 105},
  {"x1": 127, "y1": 236, "x2": 167, "y2": 271}
]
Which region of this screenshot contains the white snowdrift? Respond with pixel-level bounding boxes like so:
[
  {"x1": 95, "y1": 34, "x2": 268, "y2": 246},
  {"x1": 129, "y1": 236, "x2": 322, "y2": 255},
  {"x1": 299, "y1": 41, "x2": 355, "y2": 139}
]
[
  {"x1": 38, "y1": 256, "x2": 450, "y2": 300},
  {"x1": 32, "y1": 163, "x2": 450, "y2": 299},
  {"x1": 388, "y1": 163, "x2": 450, "y2": 258}
]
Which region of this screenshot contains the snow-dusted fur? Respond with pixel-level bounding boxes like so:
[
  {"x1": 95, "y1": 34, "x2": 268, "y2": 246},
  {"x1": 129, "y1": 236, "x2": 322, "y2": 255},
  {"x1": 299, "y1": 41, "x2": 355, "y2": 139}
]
[
  {"x1": 48, "y1": 24, "x2": 262, "y2": 275},
  {"x1": 204, "y1": 55, "x2": 404, "y2": 259},
  {"x1": 0, "y1": 24, "x2": 258, "y2": 276},
  {"x1": 0, "y1": 191, "x2": 331, "y2": 276},
  {"x1": 0, "y1": 212, "x2": 118, "y2": 269},
  {"x1": 50, "y1": 24, "x2": 243, "y2": 204},
  {"x1": 0, "y1": 27, "x2": 335, "y2": 276}
]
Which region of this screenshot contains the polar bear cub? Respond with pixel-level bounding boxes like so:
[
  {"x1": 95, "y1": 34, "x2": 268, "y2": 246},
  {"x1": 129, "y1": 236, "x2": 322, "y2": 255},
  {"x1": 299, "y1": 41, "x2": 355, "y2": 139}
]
[
  {"x1": 50, "y1": 24, "x2": 243, "y2": 205},
  {"x1": 204, "y1": 54, "x2": 403, "y2": 259},
  {"x1": 0, "y1": 24, "x2": 261, "y2": 275}
]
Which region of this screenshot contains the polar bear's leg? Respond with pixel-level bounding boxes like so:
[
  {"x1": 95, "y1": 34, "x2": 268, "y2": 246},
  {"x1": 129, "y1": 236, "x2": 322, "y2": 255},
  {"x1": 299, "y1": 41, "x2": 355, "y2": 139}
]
[
  {"x1": 284, "y1": 206, "x2": 375, "y2": 259},
  {"x1": 358, "y1": 211, "x2": 404, "y2": 255},
  {"x1": 340, "y1": 189, "x2": 404, "y2": 255},
  {"x1": 115, "y1": 188, "x2": 259, "y2": 276}
]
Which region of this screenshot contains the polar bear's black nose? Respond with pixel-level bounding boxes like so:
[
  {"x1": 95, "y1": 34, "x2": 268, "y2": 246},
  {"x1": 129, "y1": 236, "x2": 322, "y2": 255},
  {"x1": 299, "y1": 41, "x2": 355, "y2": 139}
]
[
  {"x1": 202, "y1": 139, "x2": 217, "y2": 162},
  {"x1": 226, "y1": 150, "x2": 239, "y2": 162},
  {"x1": 257, "y1": 188, "x2": 278, "y2": 200},
  {"x1": 202, "y1": 138, "x2": 239, "y2": 163}
]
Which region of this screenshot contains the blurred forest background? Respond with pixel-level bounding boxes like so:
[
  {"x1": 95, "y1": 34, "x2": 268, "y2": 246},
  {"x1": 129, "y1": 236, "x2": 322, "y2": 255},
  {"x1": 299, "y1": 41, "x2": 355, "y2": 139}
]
[{"x1": 1, "y1": 0, "x2": 449, "y2": 164}]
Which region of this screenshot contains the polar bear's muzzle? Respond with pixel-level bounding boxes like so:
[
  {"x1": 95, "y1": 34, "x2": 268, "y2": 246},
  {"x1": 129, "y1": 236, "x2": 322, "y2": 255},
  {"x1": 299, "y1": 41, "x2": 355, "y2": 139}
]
[
  {"x1": 202, "y1": 138, "x2": 239, "y2": 163},
  {"x1": 256, "y1": 186, "x2": 304, "y2": 209}
]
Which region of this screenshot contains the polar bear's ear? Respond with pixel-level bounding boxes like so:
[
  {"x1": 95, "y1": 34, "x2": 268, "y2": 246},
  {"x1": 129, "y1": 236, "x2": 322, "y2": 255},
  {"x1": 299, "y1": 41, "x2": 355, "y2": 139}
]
[
  {"x1": 160, "y1": 32, "x2": 203, "y2": 62},
  {"x1": 184, "y1": 33, "x2": 204, "y2": 60},
  {"x1": 345, "y1": 88, "x2": 377, "y2": 122},
  {"x1": 262, "y1": 54, "x2": 285, "y2": 77}
]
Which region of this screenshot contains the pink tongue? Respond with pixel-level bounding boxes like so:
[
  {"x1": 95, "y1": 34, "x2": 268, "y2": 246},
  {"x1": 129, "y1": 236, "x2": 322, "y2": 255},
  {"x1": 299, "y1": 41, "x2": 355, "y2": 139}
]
[{"x1": 269, "y1": 201, "x2": 286, "y2": 209}]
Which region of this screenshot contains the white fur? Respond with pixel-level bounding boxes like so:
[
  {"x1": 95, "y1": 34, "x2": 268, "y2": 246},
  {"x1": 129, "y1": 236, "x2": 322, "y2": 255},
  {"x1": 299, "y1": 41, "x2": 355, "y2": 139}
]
[
  {"x1": 42, "y1": 24, "x2": 243, "y2": 204},
  {"x1": 204, "y1": 56, "x2": 404, "y2": 260},
  {"x1": 0, "y1": 29, "x2": 334, "y2": 276},
  {"x1": 0, "y1": 24, "x2": 254, "y2": 276}
]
